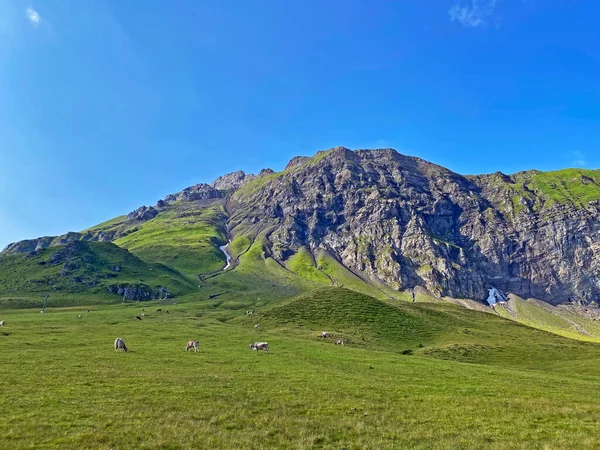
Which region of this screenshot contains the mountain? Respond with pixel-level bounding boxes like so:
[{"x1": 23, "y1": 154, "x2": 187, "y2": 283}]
[{"x1": 3, "y1": 146, "x2": 600, "y2": 308}]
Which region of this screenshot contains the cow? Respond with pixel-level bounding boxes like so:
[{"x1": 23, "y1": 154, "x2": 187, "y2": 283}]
[
  {"x1": 335, "y1": 339, "x2": 345, "y2": 346},
  {"x1": 249, "y1": 342, "x2": 269, "y2": 352},
  {"x1": 254, "y1": 324, "x2": 260, "y2": 329},
  {"x1": 114, "y1": 337, "x2": 128, "y2": 352},
  {"x1": 185, "y1": 340, "x2": 199, "y2": 352},
  {"x1": 135, "y1": 316, "x2": 142, "y2": 320},
  {"x1": 246, "y1": 310, "x2": 254, "y2": 316},
  {"x1": 77, "y1": 315, "x2": 82, "y2": 319},
  {"x1": 157, "y1": 309, "x2": 162, "y2": 313},
  {"x1": 0, "y1": 320, "x2": 4, "y2": 327},
  {"x1": 320, "y1": 331, "x2": 330, "y2": 339},
  {"x1": 141, "y1": 313, "x2": 145, "y2": 317}
]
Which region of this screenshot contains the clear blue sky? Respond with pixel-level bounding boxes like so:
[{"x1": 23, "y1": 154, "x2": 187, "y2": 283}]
[{"x1": 1, "y1": 0, "x2": 599, "y2": 249}]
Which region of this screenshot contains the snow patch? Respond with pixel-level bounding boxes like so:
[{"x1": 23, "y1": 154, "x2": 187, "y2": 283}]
[{"x1": 487, "y1": 286, "x2": 508, "y2": 306}]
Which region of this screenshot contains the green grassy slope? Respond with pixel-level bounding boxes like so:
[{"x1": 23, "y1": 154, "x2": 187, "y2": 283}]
[
  {"x1": 259, "y1": 288, "x2": 600, "y2": 372},
  {"x1": 284, "y1": 246, "x2": 332, "y2": 285},
  {"x1": 493, "y1": 295, "x2": 600, "y2": 342},
  {"x1": 3, "y1": 290, "x2": 600, "y2": 448},
  {"x1": 0, "y1": 241, "x2": 194, "y2": 308},
  {"x1": 475, "y1": 168, "x2": 600, "y2": 215},
  {"x1": 201, "y1": 238, "x2": 319, "y2": 313},
  {"x1": 114, "y1": 204, "x2": 227, "y2": 277},
  {"x1": 315, "y1": 250, "x2": 410, "y2": 301}
]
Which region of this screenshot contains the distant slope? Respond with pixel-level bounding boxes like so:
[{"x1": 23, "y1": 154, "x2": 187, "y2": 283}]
[
  {"x1": 0, "y1": 241, "x2": 194, "y2": 308},
  {"x1": 259, "y1": 288, "x2": 600, "y2": 372},
  {"x1": 492, "y1": 294, "x2": 600, "y2": 342}
]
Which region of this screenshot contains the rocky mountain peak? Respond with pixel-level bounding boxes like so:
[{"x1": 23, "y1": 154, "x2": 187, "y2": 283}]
[
  {"x1": 211, "y1": 170, "x2": 255, "y2": 191},
  {"x1": 285, "y1": 156, "x2": 312, "y2": 171},
  {"x1": 127, "y1": 206, "x2": 158, "y2": 221}
]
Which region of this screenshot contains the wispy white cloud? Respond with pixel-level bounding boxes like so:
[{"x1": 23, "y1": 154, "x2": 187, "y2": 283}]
[
  {"x1": 449, "y1": 0, "x2": 498, "y2": 28},
  {"x1": 26, "y1": 6, "x2": 41, "y2": 26},
  {"x1": 569, "y1": 151, "x2": 587, "y2": 167}
]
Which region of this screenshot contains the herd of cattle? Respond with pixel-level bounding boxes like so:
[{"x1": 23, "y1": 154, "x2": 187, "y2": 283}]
[
  {"x1": 0, "y1": 310, "x2": 346, "y2": 353},
  {"x1": 112, "y1": 337, "x2": 270, "y2": 353}
]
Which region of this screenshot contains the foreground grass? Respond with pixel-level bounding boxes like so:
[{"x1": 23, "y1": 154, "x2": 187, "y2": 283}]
[{"x1": 3, "y1": 291, "x2": 600, "y2": 448}]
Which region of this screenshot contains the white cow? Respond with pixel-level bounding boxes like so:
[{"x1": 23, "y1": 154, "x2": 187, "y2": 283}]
[
  {"x1": 254, "y1": 324, "x2": 260, "y2": 329},
  {"x1": 249, "y1": 342, "x2": 269, "y2": 352},
  {"x1": 186, "y1": 340, "x2": 199, "y2": 352},
  {"x1": 78, "y1": 315, "x2": 82, "y2": 319},
  {"x1": 335, "y1": 339, "x2": 345, "y2": 346},
  {"x1": 0, "y1": 320, "x2": 4, "y2": 327},
  {"x1": 114, "y1": 337, "x2": 128, "y2": 352},
  {"x1": 320, "y1": 331, "x2": 330, "y2": 339}
]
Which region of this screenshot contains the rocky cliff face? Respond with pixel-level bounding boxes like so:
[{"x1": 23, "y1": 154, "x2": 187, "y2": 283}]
[{"x1": 227, "y1": 147, "x2": 600, "y2": 304}]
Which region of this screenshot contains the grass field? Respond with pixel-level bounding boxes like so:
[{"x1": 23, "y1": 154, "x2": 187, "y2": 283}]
[{"x1": 3, "y1": 288, "x2": 600, "y2": 449}]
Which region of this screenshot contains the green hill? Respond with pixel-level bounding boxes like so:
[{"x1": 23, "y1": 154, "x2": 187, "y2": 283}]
[
  {"x1": 259, "y1": 288, "x2": 600, "y2": 372},
  {"x1": 0, "y1": 241, "x2": 194, "y2": 308}
]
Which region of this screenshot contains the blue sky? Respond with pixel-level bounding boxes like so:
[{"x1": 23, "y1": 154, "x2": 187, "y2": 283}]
[{"x1": 1, "y1": 0, "x2": 599, "y2": 249}]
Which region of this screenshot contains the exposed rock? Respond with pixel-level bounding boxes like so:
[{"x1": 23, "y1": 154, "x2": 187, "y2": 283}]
[
  {"x1": 211, "y1": 171, "x2": 255, "y2": 191},
  {"x1": 285, "y1": 156, "x2": 311, "y2": 171},
  {"x1": 127, "y1": 206, "x2": 158, "y2": 221},
  {"x1": 230, "y1": 146, "x2": 600, "y2": 304},
  {"x1": 107, "y1": 284, "x2": 167, "y2": 300},
  {"x1": 258, "y1": 168, "x2": 275, "y2": 177},
  {"x1": 178, "y1": 183, "x2": 223, "y2": 201}
]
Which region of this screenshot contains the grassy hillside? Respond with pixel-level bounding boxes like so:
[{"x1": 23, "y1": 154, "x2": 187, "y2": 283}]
[
  {"x1": 114, "y1": 204, "x2": 227, "y2": 278},
  {"x1": 475, "y1": 168, "x2": 600, "y2": 214},
  {"x1": 0, "y1": 241, "x2": 194, "y2": 308},
  {"x1": 259, "y1": 288, "x2": 600, "y2": 372},
  {"x1": 493, "y1": 295, "x2": 600, "y2": 342},
  {"x1": 3, "y1": 288, "x2": 600, "y2": 447}
]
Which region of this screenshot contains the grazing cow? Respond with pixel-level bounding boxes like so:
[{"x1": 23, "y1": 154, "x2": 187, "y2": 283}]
[
  {"x1": 185, "y1": 340, "x2": 199, "y2": 352},
  {"x1": 78, "y1": 315, "x2": 82, "y2": 319},
  {"x1": 0, "y1": 320, "x2": 4, "y2": 327},
  {"x1": 249, "y1": 342, "x2": 269, "y2": 352},
  {"x1": 320, "y1": 331, "x2": 330, "y2": 339},
  {"x1": 246, "y1": 310, "x2": 254, "y2": 316},
  {"x1": 157, "y1": 309, "x2": 162, "y2": 313},
  {"x1": 114, "y1": 337, "x2": 128, "y2": 352},
  {"x1": 335, "y1": 339, "x2": 345, "y2": 346},
  {"x1": 166, "y1": 310, "x2": 169, "y2": 314},
  {"x1": 254, "y1": 324, "x2": 260, "y2": 329},
  {"x1": 141, "y1": 313, "x2": 145, "y2": 317},
  {"x1": 135, "y1": 316, "x2": 142, "y2": 320}
]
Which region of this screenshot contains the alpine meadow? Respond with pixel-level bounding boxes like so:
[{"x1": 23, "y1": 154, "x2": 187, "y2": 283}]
[
  {"x1": 3, "y1": 148, "x2": 600, "y2": 448},
  {"x1": 3, "y1": 1, "x2": 600, "y2": 448}
]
